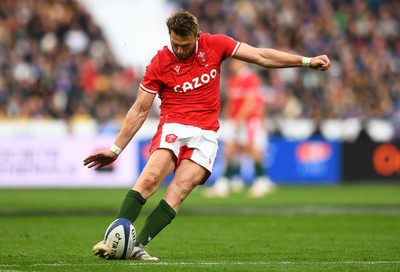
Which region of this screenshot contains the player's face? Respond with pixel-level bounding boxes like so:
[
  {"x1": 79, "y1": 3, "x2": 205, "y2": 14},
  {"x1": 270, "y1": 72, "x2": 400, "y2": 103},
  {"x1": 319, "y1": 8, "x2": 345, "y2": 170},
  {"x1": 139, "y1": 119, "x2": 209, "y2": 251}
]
[{"x1": 170, "y1": 31, "x2": 198, "y2": 60}]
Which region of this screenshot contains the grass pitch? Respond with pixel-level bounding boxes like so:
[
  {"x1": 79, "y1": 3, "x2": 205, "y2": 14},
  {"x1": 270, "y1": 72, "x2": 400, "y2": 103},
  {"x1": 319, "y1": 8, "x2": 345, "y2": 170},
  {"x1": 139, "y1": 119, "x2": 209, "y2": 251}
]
[{"x1": 0, "y1": 184, "x2": 399, "y2": 272}]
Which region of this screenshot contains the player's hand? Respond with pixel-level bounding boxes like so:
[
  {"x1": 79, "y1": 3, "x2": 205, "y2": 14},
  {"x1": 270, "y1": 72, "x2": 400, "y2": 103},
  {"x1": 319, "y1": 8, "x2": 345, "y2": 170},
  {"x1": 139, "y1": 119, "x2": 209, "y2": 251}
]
[
  {"x1": 83, "y1": 149, "x2": 118, "y2": 170},
  {"x1": 310, "y1": 55, "x2": 331, "y2": 71}
]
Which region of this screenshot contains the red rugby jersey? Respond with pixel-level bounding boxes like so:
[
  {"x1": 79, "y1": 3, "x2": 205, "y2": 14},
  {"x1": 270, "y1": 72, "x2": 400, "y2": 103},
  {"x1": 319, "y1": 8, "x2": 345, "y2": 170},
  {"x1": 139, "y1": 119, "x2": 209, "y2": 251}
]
[
  {"x1": 140, "y1": 33, "x2": 240, "y2": 131},
  {"x1": 226, "y1": 66, "x2": 264, "y2": 120}
]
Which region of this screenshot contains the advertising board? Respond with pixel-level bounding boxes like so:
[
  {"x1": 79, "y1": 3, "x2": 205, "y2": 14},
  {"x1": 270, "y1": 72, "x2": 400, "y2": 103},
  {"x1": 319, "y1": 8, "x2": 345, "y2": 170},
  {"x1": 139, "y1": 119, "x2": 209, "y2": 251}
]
[{"x1": 0, "y1": 137, "x2": 137, "y2": 188}]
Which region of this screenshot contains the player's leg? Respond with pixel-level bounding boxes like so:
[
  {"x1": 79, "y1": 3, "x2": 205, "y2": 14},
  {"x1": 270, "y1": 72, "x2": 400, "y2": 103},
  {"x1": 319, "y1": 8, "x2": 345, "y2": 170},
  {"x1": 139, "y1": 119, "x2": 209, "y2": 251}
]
[
  {"x1": 203, "y1": 120, "x2": 241, "y2": 197},
  {"x1": 224, "y1": 141, "x2": 241, "y2": 179},
  {"x1": 245, "y1": 143, "x2": 266, "y2": 177},
  {"x1": 245, "y1": 119, "x2": 276, "y2": 197},
  {"x1": 93, "y1": 149, "x2": 176, "y2": 260},
  {"x1": 115, "y1": 149, "x2": 176, "y2": 261},
  {"x1": 135, "y1": 128, "x2": 218, "y2": 246},
  {"x1": 130, "y1": 159, "x2": 207, "y2": 261},
  {"x1": 164, "y1": 159, "x2": 207, "y2": 211},
  {"x1": 223, "y1": 122, "x2": 247, "y2": 193},
  {"x1": 117, "y1": 148, "x2": 176, "y2": 223},
  {"x1": 132, "y1": 126, "x2": 218, "y2": 260},
  {"x1": 135, "y1": 159, "x2": 207, "y2": 246},
  {"x1": 128, "y1": 149, "x2": 178, "y2": 261},
  {"x1": 247, "y1": 144, "x2": 275, "y2": 197},
  {"x1": 203, "y1": 141, "x2": 239, "y2": 197}
]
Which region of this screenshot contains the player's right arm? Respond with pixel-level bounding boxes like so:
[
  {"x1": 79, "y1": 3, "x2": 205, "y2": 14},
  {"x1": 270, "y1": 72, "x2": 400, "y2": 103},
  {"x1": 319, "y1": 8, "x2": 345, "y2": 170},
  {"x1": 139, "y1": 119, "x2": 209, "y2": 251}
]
[
  {"x1": 113, "y1": 87, "x2": 155, "y2": 151},
  {"x1": 83, "y1": 87, "x2": 155, "y2": 170}
]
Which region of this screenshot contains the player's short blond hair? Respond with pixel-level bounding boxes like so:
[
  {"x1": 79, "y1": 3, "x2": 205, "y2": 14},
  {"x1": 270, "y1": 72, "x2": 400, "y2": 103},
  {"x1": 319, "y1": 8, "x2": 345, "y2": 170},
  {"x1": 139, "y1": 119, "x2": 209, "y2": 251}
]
[{"x1": 166, "y1": 9, "x2": 199, "y2": 37}]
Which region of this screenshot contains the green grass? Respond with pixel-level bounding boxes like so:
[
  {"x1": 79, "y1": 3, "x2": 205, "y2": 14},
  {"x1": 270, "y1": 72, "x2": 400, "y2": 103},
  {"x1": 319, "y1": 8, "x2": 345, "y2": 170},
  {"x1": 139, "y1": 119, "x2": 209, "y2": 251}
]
[{"x1": 0, "y1": 184, "x2": 399, "y2": 272}]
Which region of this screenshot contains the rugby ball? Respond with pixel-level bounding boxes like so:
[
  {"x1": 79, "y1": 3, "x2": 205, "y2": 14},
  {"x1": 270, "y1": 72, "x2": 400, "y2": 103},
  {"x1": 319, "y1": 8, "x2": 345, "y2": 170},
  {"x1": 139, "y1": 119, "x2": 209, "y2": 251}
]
[{"x1": 104, "y1": 218, "x2": 136, "y2": 259}]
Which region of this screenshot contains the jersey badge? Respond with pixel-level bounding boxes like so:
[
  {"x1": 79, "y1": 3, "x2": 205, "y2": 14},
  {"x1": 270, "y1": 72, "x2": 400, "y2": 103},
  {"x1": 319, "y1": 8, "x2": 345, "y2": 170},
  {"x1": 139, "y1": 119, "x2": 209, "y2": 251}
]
[{"x1": 198, "y1": 51, "x2": 207, "y2": 62}]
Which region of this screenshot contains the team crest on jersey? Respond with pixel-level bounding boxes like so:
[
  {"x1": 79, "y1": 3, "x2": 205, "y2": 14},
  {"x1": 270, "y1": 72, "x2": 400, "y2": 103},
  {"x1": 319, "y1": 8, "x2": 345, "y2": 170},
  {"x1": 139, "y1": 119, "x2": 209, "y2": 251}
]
[
  {"x1": 165, "y1": 133, "x2": 178, "y2": 143},
  {"x1": 173, "y1": 66, "x2": 181, "y2": 73},
  {"x1": 198, "y1": 52, "x2": 207, "y2": 62}
]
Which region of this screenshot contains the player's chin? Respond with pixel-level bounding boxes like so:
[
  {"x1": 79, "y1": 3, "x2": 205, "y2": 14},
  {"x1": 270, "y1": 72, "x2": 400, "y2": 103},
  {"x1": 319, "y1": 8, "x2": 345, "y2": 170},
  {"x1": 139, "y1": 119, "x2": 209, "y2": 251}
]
[{"x1": 177, "y1": 55, "x2": 189, "y2": 60}]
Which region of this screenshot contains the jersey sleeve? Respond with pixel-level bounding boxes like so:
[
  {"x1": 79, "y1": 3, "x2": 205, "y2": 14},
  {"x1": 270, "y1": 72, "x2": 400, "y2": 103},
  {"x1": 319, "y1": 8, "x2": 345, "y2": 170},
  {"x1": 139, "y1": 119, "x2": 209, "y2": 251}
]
[
  {"x1": 208, "y1": 34, "x2": 241, "y2": 60},
  {"x1": 140, "y1": 54, "x2": 162, "y2": 94}
]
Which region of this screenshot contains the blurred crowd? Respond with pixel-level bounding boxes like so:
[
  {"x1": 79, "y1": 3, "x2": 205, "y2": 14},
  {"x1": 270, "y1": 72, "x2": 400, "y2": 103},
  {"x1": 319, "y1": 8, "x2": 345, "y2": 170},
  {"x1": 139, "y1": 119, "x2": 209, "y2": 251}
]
[
  {"x1": 0, "y1": 0, "x2": 139, "y2": 132},
  {"x1": 1, "y1": 0, "x2": 400, "y2": 136},
  {"x1": 177, "y1": 0, "x2": 400, "y2": 123}
]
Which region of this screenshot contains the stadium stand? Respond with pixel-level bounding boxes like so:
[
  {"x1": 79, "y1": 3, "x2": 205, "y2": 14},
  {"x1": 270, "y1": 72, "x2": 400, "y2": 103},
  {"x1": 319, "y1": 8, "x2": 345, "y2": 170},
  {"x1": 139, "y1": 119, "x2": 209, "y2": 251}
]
[{"x1": 0, "y1": 0, "x2": 399, "y2": 140}]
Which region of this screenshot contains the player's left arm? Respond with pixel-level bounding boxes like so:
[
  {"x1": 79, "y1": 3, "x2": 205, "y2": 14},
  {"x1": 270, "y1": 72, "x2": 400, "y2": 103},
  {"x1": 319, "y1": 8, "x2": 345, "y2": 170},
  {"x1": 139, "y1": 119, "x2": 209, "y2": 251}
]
[{"x1": 234, "y1": 43, "x2": 331, "y2": 71}]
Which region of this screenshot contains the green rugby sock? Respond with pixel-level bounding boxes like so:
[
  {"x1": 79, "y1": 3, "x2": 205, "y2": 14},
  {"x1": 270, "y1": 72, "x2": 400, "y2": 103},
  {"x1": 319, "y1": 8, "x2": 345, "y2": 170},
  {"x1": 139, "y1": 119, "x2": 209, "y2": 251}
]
[
  {"x1": 135, "y1": 199, "x2": 176, "y2": 246},
  {"x1": 255, "y1": 162, "x2": 265, "y2": 177},
  {"x1": 116, "y1": 190, "x2": 146, "y2": 223},
  {"x1": 224, "y1": 163, "x2": 239, "y2": 179}
]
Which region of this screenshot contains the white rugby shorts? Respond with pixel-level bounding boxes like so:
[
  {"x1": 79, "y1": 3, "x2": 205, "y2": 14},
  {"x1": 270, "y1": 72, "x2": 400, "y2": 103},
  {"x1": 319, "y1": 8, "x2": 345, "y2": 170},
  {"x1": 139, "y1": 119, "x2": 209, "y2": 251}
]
[
  {"x1": 149, "y1": 123, "x2": 219, "y2": 174},
  {"x1": 221, "y1": 117, "x2": 267, "y2": 151}
]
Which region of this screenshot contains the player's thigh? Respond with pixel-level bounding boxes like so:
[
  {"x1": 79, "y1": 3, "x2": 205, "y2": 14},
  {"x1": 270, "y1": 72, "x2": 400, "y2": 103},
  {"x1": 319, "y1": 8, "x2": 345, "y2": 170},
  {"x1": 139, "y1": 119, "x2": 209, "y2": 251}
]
[
  {"x1": 224, "y1": 141, "x2": 240, "y2": 160},
  {"x1": 173, "y1": 159, "x2": 207, "y2": 187},
  {"x1": 133, "y1": 149, "x2": 176, "y2": 195},
  {"x1": 243, "y1": 143, "x2": 263, "y2": 161}
]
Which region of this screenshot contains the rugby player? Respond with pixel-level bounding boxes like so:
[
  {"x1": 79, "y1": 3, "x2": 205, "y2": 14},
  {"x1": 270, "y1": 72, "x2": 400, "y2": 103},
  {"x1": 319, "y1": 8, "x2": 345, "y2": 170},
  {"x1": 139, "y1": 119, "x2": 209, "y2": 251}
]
[
  {"x1": 84, "y1": 9, "x2": 330, "y2": 260},
  {"x1": 203, "y1": 58, "x2": 276, "y2": 198}
]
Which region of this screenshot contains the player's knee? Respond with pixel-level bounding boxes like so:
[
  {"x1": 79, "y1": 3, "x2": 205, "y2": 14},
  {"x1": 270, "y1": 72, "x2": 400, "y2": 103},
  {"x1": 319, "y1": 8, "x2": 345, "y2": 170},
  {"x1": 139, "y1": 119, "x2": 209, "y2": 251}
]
[
  {"x1": 141, "y1": 172, "x2": 161, "y2": 191},
  {"x1": 174, "y1": 178, "x2": 198, "y2": 195}
]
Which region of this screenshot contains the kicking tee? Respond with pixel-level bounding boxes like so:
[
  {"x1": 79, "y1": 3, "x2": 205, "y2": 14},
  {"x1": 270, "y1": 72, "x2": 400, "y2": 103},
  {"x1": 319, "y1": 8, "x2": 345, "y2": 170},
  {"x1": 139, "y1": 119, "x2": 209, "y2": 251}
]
[{"x1": 140, "y1": 33, "x2": 240, "y2": 132}]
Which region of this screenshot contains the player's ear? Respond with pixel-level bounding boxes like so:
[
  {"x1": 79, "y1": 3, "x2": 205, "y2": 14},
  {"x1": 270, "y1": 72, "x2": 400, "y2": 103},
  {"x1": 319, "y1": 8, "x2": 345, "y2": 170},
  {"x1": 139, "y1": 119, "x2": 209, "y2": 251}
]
[{"x1": 196, "y1": 32, "x2": 201, "y2": 40}]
